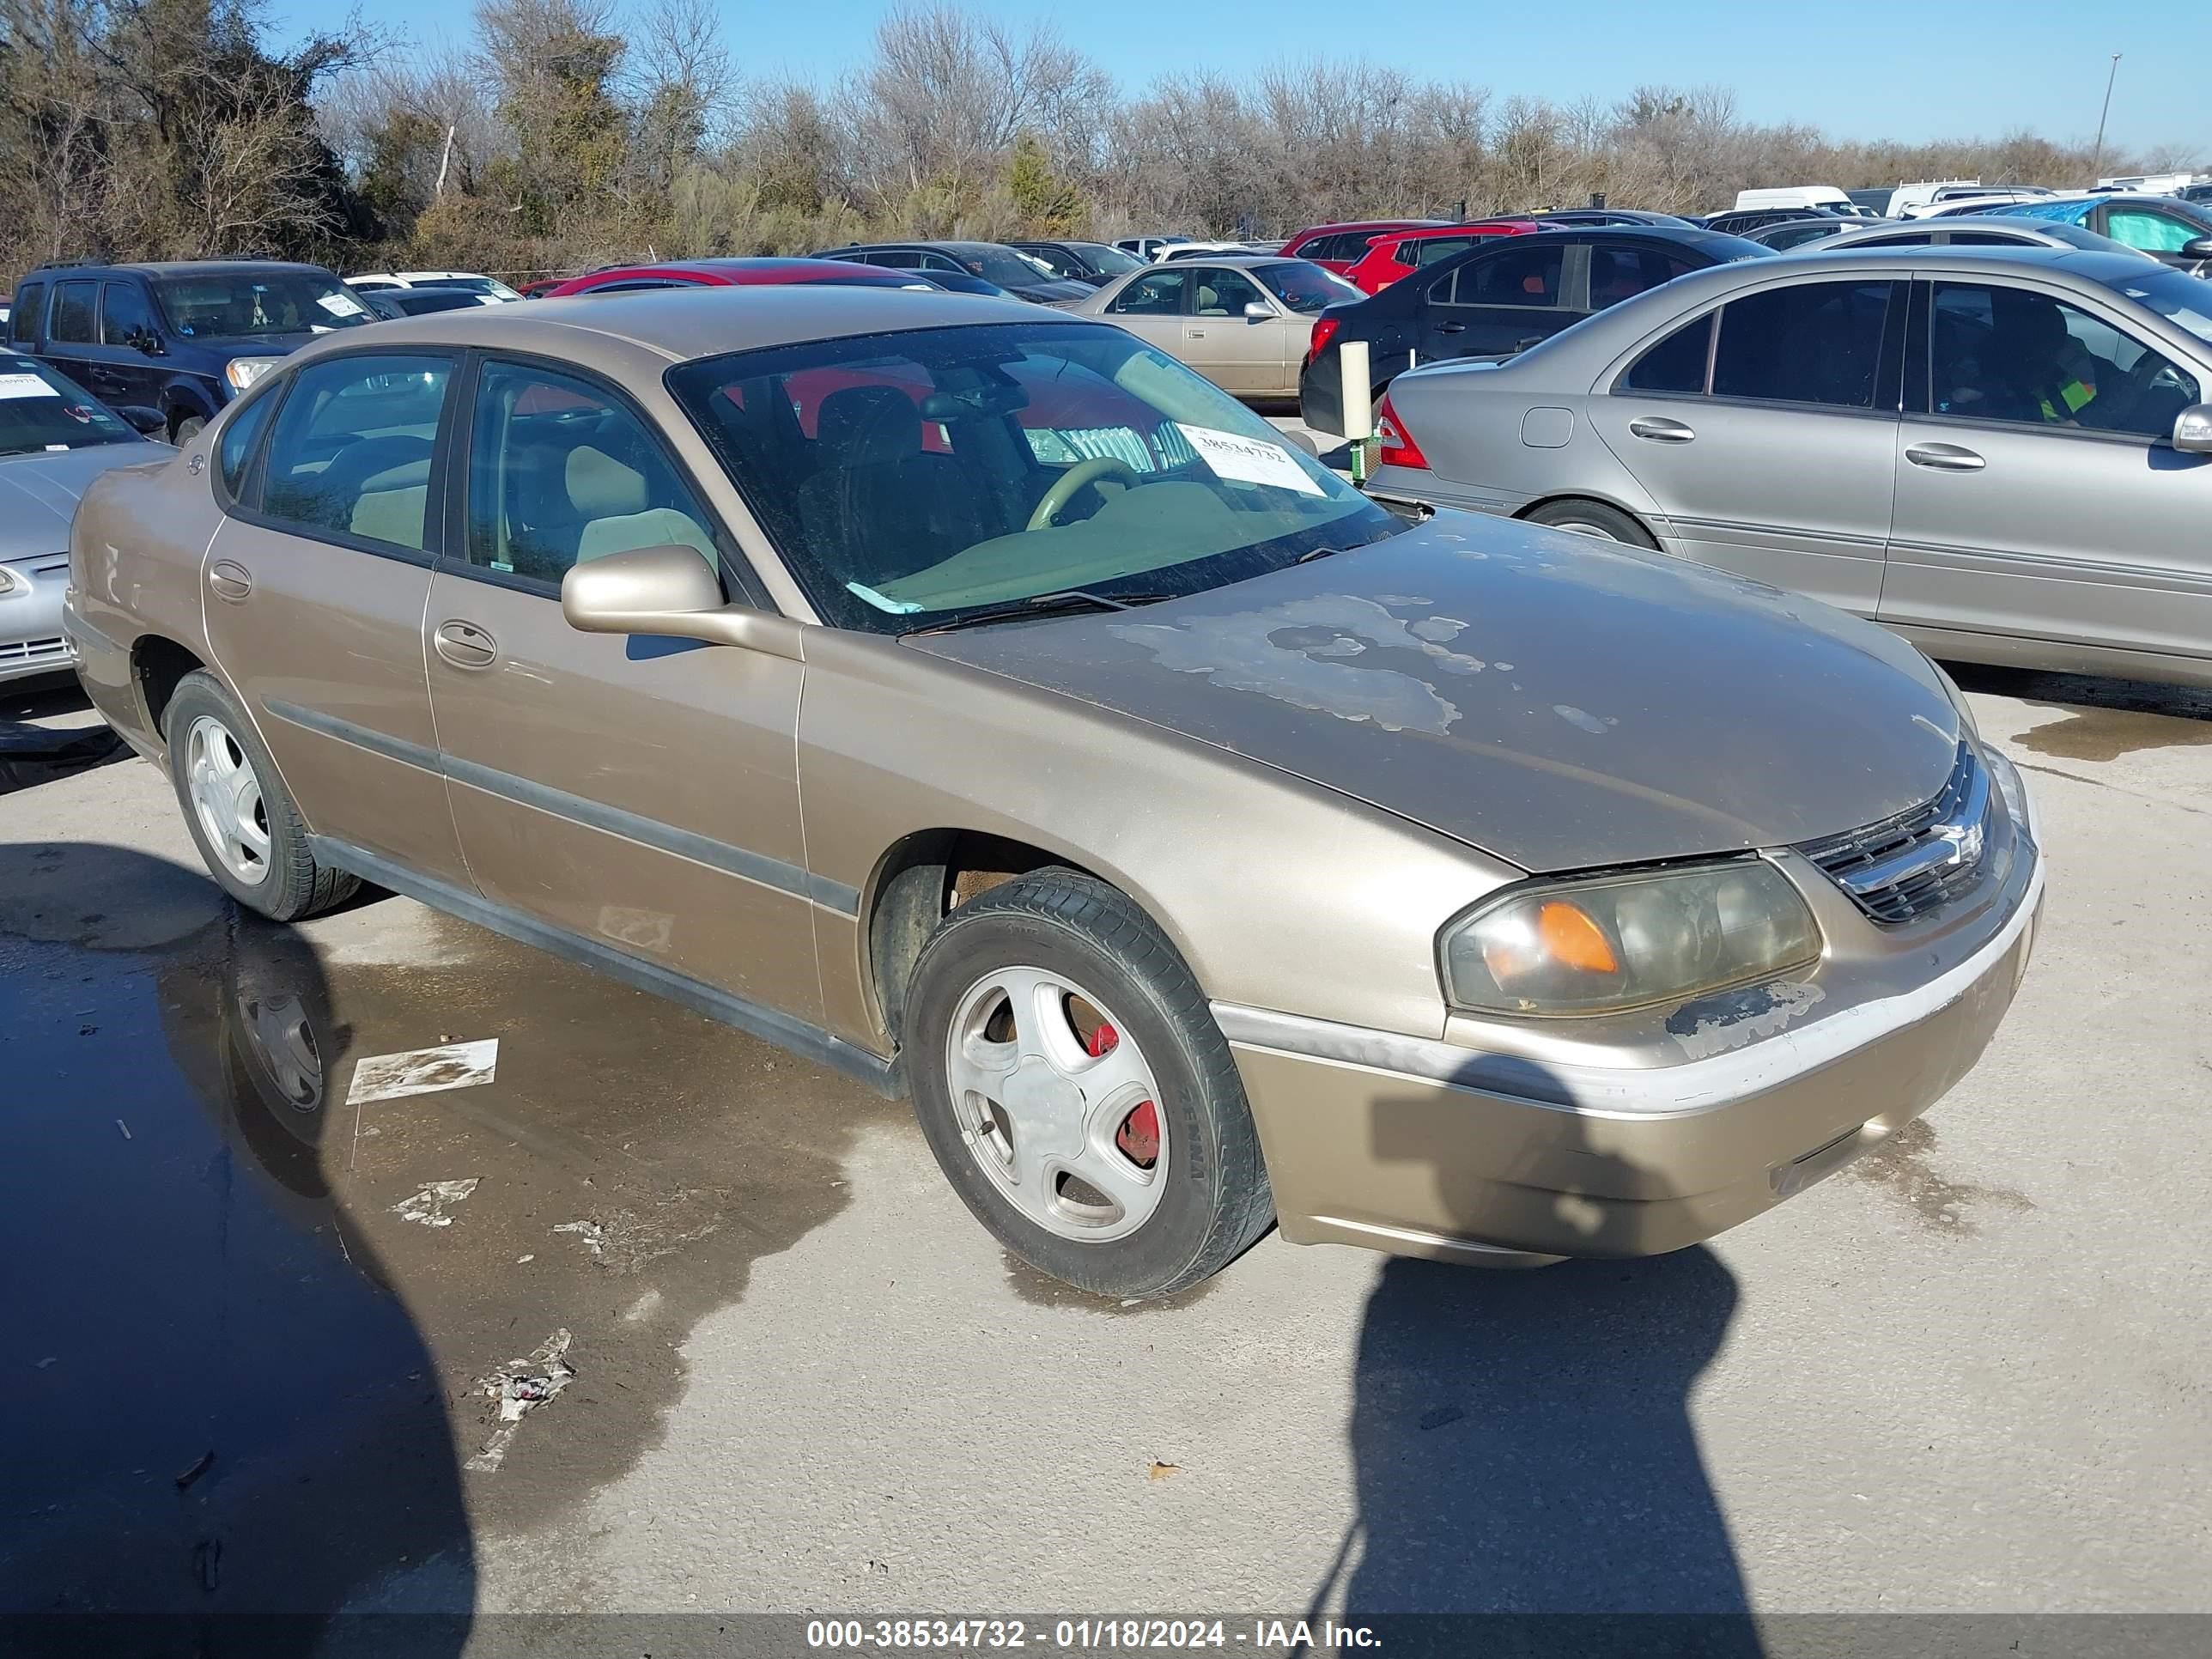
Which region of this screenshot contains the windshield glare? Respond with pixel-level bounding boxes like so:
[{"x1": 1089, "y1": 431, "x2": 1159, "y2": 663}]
[
  {"x1": 2118, "y1": 270, "x2": 2212, "y2": 349},
  {"x1": 0, "y1": 354, "x2": 141, "y2": 455},
  {"x1": 152, "y1": 272, "x2": 373, "y2": 337},
  {"x1": 666, "y1": 322, "x2": 1404, "y2": 633},
  {"x1": 1257, "y1": 260, "x2": 1362, "y2": 313},
  {"x1": 1082, "y1": 244, "x2": 1146, "y2": 276},
  {"x1": 958, "y1": 246, "x2": 1052, "y2": 287}
]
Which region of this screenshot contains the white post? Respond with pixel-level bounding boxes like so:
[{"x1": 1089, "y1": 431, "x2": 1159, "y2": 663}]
[
  {"x1": 1340, "y1": 338, "x2": 1373, "y2": 483},
  {"x1": 434, "y1": 125, "x2": 456, "y2": 198}
]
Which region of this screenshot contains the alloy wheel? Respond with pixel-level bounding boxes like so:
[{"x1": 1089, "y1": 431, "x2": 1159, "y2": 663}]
[{"x1": 185, "y1": 714, "x2": 271, "y2": 886}]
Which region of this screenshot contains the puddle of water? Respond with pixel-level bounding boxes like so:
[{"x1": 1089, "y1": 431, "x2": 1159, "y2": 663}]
[
  {"x1": 1943, "y1": 663, "x2": 2212, "y2": 762},
  {"x1": 0, "y1": 838, "x2": 904, "y2": 1617}
]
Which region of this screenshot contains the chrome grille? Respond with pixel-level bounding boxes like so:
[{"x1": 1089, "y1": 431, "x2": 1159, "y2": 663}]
[
  {"x1": 1798, "y1": 743, "x2": 1990, "y2": 925},
  {"x1": 0, "y1": 636, "x2": 68, "y2": 665}
]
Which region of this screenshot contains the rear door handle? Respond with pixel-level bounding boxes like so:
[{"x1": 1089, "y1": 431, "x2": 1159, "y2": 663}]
[
  {"x1": 1628, "y1": 416, "x2": 1696, "y2": 443},
  {"x1": 434, "y1": 619, "x2": 498, "y2": 668},
  {"x1": 208, "y1": 560, "x2": 252, "y2": 602},
  {"x1": 1905, "y1": 442, "x2": 1985, "y2": 472},
  {"x1": 1434, "y1": 320, "x2": 1467, "y2": 335}
]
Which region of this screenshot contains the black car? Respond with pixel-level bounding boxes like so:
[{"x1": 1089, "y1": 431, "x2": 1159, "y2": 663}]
[
  {"x1": 1699, "y1": 207, "x2": 1856, "y2": 238},
  {"x1": 1008, "y1": 239, "x2": 1150, "y2": 287},
  {"x1": 810, "y1": 241, "x2": 1092, "y2": 306},
  {"x1": 9, "y1": 260, "x2": 374, "y2": 443},
  {"x1": 357, "y1": 285, "x2": 488, "y2": 319},
  {"x1": 1525, "y1": 209, "x2": 1701, "y2": 228},
  {"x1": 1298, "y1": 226, "x2": 1771, "y2": 435}
]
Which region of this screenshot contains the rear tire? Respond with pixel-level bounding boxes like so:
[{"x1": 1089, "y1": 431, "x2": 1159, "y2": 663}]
[
  {"x1": 1524, "y1": 498, "x2": 1659, "y2": 548},
  {"x1": 903, "y1": 871, "x2": 1273, "y2": 1299},
  {"x1": 164, "y1": 671, "x2": 357, "y2": 921}
]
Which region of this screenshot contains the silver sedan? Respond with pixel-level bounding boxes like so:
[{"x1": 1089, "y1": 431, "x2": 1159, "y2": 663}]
[{"x1": 1365, "y1": 247, "x2": 2212, "y2": 688}]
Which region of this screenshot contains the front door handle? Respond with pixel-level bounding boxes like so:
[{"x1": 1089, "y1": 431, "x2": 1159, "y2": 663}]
[
  {"x1": 1905, "y1": 442, "x2": 1986, "y2": 472},
  {"x1": 208, "y1": 560, "x2": 252, "y2": 602},
  {"x1": 1628, "y1": 416, "x2": 1696, "y2": 443},
  {"x1": 434, "y1": 619, "x2": 498, "y2": 668}
]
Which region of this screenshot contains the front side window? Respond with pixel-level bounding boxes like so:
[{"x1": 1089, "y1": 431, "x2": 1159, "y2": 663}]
[
  {"x1": 1110, "y1": 270, "x2": 1187, "y2": 316},
  {"x1": 1711, "y1": 281, "x2": 1895, "y2": 408},
  {"x1": 1190, "y1": 269, "x2": 1265, "y2": 316},
  {"x1": 9, "y1": 283, "x2": 45, "y2": 345},
  {"x1": 666, "y1": 321, "x2": 1404, "y2": 633},
  {"x1": 1620, "y1": 314, "x2": 1715, "y2": 394},
  {"x1": 464, "y1": 361, "x2": 719, "y2": 585},
  {"x1": 260, "y1": 355, "x2": 451, "y2": 551},
  {"x1": 2106, "y1": 209, "x2": 2200, "y2": 255},
  {"x1": 153, "y1": 271, "x2": 375, "y2": 337},
  {"x1": 1445, "y1": 245, "x2": 1568, "y2": 309},
  {"x1": 1929, "y1": 282, "x2": 2199, "y2": 438},
  {"x1": 0, "y1": 352, "x2": 141, "y2": 455},
  {"x1": 100, "y1": 282, "x2": 159, "y2": 343},
  {"x1": 49, "y1": 281, "x2": 97, "y2": 344},
  {"x1": 1020, "y1": 246, "x2": 1075, "y2": 278}
]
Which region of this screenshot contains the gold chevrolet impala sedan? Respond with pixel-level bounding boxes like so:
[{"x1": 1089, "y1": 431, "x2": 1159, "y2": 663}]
[{"x1": 64, "y1": 289, "x2": 2044, "y2": 1297}]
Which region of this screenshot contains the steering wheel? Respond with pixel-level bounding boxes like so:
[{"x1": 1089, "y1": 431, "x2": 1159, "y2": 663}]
[{"x1": 1027, "y1": 456, "x2": 1139, "y2": 531}]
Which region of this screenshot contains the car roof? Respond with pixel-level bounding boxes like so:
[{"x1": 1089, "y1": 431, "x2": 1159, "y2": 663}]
[
  {"x1": 1289, "y1": 220, "x2": 1449, "y2": 238},
  {"x1": 31, "y1": 260, "x2": 332, "y2": 278},
  {"x1": 282, "y1": 284, "x2": 1066, "y2": 368}
]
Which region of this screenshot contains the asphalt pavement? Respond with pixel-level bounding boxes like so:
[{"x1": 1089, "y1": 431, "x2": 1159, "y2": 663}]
[{"x1": 2, "y1": 662, "x2": 2208, "y2": 1643}]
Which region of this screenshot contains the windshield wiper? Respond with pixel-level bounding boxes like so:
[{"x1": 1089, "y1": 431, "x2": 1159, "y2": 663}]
[{"x1": 910, "y1": 589, "x2": 1172, "y2": 635}]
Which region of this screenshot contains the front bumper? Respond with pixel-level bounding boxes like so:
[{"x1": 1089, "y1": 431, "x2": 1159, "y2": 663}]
[
  {"x1": 1218, "y1": 850, "x2": 2044, "y2": 1265},
  {"x1": 0, "y1": 555, "x2": 71, "y2": 684}
]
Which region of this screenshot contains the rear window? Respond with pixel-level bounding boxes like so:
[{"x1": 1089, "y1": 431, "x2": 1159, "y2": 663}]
[{"x1": 9, "y1": 282, "x2": 44, "y2": 344}]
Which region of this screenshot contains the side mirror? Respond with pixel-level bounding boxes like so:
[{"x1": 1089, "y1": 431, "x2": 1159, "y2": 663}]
[
  {"x1": 1243, "y1": 301, "x2": 1273, "y2": 324},
  {"x1": 2182, "y1": 236, "x2": 2212, "y2": 260},
  {"x1": 561, "y1": 544, "x2": 803, "y2": 659},
  {"x1": 2173, "y1": 404, "x2": 2212, "y2": 455},
  {"x1": 115, "y1": 404, "x2": 167, "y2": 435},
  {"x1": 129, "y1": 327, "x2": 166, "y2": 356}
]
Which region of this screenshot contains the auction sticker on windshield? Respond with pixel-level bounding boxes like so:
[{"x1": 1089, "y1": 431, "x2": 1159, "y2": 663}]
[
  {"x1": 0, "y1": 373, "x2": 60, "y2": 399},
  {"x1": 319, "y1": 291, "x2": 368, "y2": 318},
  {"x1": 1174, "y1": 423, "x2": 1323, "y2": 495}
]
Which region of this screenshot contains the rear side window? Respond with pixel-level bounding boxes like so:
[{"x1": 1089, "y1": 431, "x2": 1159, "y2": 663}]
[
  {"x1": 1588, "y1": 246, "x2": 1697, "y2": 313},
  {"x1": 1437, "y1": 245, "x2": 1567, "y2": 308},
  {"x1": 50, "y1": 281, "x2": 97, "y2": 343},
  {"x1": 217, "y1": 389, "x2": 278, "y2": 504},
  {"x1": 1621, "y1": 315, "x2": 1715, "y2": 394},
  {"x1": 260, "y1": 355, "x2": 453, "y2": 552},
  {"x1": 1408, "y1": 236, "x2": 1477, "y2": 266},
  {"x1": 1712, "y1": 281, "x2": 1895, "y2": 409},
  {"x1": 9, "y1": 283, "x2": 45, "y2": 344}
]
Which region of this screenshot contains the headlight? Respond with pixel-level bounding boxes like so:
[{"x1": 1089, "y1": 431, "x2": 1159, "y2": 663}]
[
  {"x1": 0, "y1": 566, "x2": 18, "y2": 596},
  {"x1": 1983, "y1": 744, "x2": 2034, "y2": 847},
  {"x1": 1439, "y1": 860, "x2": 1822, "y2": 1017},
  {"x1": 224, "y1": 356, "x2": 281, "y2": 393}
]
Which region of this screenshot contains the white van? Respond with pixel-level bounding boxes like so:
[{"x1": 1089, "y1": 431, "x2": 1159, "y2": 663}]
[{"x1": 1733, "y1": 185, "x2": 1860, "y2": 216}]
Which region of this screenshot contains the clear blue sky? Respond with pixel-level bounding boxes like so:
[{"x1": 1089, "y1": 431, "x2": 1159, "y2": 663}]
[{"x1": 275, "y1": 0, "x2": 2209, "y2": 159}]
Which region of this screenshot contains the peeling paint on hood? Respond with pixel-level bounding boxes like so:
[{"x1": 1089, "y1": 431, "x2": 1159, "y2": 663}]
[{"x1": 910, "y1": 511, "x2": 1963, "y2": 872}]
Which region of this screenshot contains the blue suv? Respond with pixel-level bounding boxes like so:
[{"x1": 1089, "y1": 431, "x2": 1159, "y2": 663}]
[{"x1": 8, "y1": 260, "x2": 378, "y2": 442}]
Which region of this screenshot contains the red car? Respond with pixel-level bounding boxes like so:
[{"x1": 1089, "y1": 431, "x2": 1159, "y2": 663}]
[
  {"x1": 540, "y1": 257, "x2": 927, "y2": 298},
  {"x1": 1341, "y1": 221, "x2": 1544, "y2": 294},
  {"x1": 1278, "y1": 220, "x2": 1450, "y2": 275}
]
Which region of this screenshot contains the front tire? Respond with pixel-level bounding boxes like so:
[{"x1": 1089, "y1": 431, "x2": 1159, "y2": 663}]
[
  {"x1": 1523, "y1": 498, "x2": 1659, "y2": 548},
  {"x1": 169, "y1": 413, "x2": 205, "y2": 446},
  {"x1": 903, "y1": 871, "x2": 1273, "y2": 1298},
  {"x1": 164, "y1": 671, "x2": 357, "y2": 921}
]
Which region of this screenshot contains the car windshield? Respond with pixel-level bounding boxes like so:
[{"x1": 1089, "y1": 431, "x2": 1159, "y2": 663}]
[
  {"x1": 152, "y1": 271, "x2": 373, "y2": 337},
  {"x1": 1079, "y1": 244, "x2": 1146, "y2": 276},
  {"x1": 950, "y1": 246, "x2": 1050, "y2": 287},
  {"x1": 0, "y1": 353, "x2": 140, "y2": 455},
  {"x1": 1257, "y1": 261, "x2": 1361, "y2": 313},
  {"x1": 2112, "y1": 269, "x2": 2212, "y2": 349},
  {"x1": 666, "y1": 321, "x2": 1406, "y2": 635}
]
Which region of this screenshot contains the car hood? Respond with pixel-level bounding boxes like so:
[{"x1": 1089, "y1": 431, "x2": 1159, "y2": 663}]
[
  {"x1": 1015, "y1": 279, "x2": 1097, "y2": 304},
  {"x1": 0, "y1": 443, "x2": 163, "y2": 559},
  {"x1": 909, "y1": 514, "x2": 1963, "y2": 872}
]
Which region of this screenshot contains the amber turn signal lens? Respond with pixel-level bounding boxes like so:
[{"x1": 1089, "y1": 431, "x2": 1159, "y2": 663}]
[{"x1": 1537, "y1": 901, "x2": 1619, "y2": 973}]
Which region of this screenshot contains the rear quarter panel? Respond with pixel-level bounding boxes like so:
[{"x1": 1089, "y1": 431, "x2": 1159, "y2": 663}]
[{"x1": 66, "y1": 440, "x2": 224, "y2": 755}]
